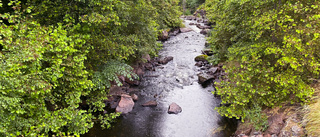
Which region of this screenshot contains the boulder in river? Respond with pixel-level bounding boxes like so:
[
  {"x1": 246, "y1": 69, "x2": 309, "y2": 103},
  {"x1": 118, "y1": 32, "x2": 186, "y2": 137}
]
[
  {"x1": 197, "y1": 73, "x2": 215, "y2": 84},
  {"x1": 195, "y1": 55, "x2": 208, "y2": 62},
  {"x1": 180, "y1": 27, "x2": 193, "y2": 33},
  {"x1": 116, "y1": 94, "x2": 134, "y2": 114},
  {"x1": 168, "y1": 103, "x2": 182, "y2": 114},
  {"x1": 159, "y1": 56, "x2": 173, "y2": 64},
  {"x1": 142, "y1": 100, "x2": 157, "y2": 107}
]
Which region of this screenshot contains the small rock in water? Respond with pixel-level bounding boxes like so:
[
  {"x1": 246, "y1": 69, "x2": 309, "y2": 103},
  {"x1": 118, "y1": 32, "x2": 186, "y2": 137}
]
[
  {"x1": 159, "y1": 56, "x2": 174, "y2": 64},
  {"x1": 116, "y1": 94, "x2": 134, "y2": 114},
  {"x1": 185, "y1": 36, "x2": 188, "y2": 38},
  {"x1": 142, "y1": 100, "x2": 157, "y2": 107},
  {"x1": 131, "y1": 94, "x2": 139, "y2": 101},
  {"x1": 168, "y1": 102, "x2": 182, "y2": 114}
]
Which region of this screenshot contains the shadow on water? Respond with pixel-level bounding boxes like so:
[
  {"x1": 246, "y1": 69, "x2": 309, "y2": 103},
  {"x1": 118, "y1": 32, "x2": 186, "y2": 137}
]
[{"x1": 83, "y1": 20, "x2": 237, "y2": 137}]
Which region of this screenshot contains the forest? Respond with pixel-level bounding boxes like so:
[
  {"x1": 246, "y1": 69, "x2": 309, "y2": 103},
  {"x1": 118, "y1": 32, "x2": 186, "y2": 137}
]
[{"x1": 1, "y1": 0, "x2": 320, "y2": 136}]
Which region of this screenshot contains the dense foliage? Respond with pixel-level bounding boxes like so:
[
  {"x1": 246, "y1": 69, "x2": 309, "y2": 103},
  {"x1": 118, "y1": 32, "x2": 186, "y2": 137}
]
[
  {"x1": 205, "y1": 0, "x2": 320, "y2": 120},
  {"x1": 0, "y1": 0, "x2": 182, "y2": 136},
  {"x1": 180, "y1": 0, "x2": 205, "y2": 15}
]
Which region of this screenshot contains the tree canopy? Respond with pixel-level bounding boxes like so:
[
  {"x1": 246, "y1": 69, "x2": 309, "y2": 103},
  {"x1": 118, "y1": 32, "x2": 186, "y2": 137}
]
[
  {"x1": 0, "y1": 0, "x2": 182, "y2": 136},
  {"x1": 205, "y1": 0, "x2": 320, "y2": 120}
]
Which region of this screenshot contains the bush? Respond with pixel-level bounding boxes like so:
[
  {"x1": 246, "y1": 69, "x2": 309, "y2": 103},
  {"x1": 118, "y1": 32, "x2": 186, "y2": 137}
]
[{"x1": 205, "y1": 0, "x2": 320, "y2": 119}]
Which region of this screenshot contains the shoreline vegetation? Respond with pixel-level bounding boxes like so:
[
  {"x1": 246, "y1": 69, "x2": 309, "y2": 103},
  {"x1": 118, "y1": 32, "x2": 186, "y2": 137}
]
[{"x1": 203, "y1": 0, "x2": 320, "y2": 136}]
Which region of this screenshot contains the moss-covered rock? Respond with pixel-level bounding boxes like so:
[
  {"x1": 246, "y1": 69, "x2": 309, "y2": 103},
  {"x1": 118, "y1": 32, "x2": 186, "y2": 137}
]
[{"x1": 195, "y1": 55, "x2": 208, "y2": 62}]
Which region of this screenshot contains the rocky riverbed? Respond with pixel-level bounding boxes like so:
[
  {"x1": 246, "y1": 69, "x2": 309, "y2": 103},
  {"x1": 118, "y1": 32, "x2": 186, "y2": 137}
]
[{"x1": 83, "y1": 17, "x2": 236, "y2": 137}]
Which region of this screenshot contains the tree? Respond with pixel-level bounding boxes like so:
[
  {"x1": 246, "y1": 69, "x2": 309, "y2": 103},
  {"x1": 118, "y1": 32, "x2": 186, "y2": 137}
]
[
  {"x1": 205, "y1": 0, "x2": 320, "y2": 120},
  {"x1": 0, "y1": 0, "x2": 182, "y2": 136}
]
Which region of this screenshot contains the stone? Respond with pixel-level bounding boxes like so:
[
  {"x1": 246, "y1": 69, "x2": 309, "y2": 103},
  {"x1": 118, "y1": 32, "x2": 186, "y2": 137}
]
[
  {"x1": 168, "y1": 103, "x2": 182, "y2": 114},
  {"x1": 200, "y1": 29, "x2": 211, "y2": 35},
  {"x1": 142, "y1": 100, "x2": 157, "y2": 107},
  {"x1": 195, "y1": 55, "x2": 208, "y2": 62},
  {"x1": 169, "y1": 29, "x2": 180, "y2": 36},
  {"x1": 159, "y1": 56, "x2": 173, "y2": 64},
  {"x1": 197, "y1": 73, "x2": 215, "y2": 84},
  {"x1": 208, "y1": 67, "x2": 218, "y2": 74},
  {"x1": 131, "y1": 94, "x2": 138, "y2": 101},
  {"x1": 158, "y1": 30, "x2": 169, "y2": 41},
  {"x1": 189, "y1": 22, "x2": 195, "y2": 25},
  {"x1": 180, "y1": 27, "x2": 193, "y2": 33},
  {"x1": 144, "y1": 63, "x2": 153, "y2": 71},
  {"x1": 125, "y1": 77, "x2": 140, "y2": 86},
  {"x1": 265, "y1": 114, "x2": 284, "y2": 135},
  {"x1": 116, "y1": 94, "x2": 134, "y2": 114},
  {"x1": 195, "y1": 61, "x2": 203, "y2": 67}
]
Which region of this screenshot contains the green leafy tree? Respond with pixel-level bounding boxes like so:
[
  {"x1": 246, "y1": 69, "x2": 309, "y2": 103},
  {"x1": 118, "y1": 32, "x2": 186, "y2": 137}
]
[
  {"x1": 0, "y1": 0, "x2": 183, "y2": 135},
  {"x1": 205, "y1": 0, "x2": 320, "y2": 123}
]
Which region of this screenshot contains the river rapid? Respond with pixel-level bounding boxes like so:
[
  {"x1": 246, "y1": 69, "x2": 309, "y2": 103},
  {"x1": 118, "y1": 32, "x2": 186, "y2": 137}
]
[{"x1": 83, "y1": 20, "x2": 235, "y2": 137}]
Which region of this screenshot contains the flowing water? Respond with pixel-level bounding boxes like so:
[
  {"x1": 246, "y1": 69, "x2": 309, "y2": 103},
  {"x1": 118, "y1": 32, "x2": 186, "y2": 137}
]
[{"x1": 83, "y1": 20, "x2": 236, "y2": 137}]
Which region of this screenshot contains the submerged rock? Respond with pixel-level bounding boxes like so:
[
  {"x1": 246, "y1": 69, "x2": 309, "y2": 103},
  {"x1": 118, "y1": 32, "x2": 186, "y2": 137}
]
[
  {"x1": 116, "y1": 94, "x2": 134, "y2": 114},
  {"x1": 168, "y1": 103, "x2": 182, "y2": 114},
  {"x1": 142, "y1": 100, "x2": 157, "y2": 107}
]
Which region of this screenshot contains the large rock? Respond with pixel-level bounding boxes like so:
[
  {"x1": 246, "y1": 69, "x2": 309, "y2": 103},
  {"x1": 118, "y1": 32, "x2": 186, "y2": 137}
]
[
  {"x1": 208, "y1": 67, "x2": 218, "y2": 74},
  {"x1": 195, "y1": 55, "x2": 208, "y2": 62},
  {"x1": 180, "y1": 27, "x2": 193, "y2": 33},
  {"x1": 168, "y1": 103, "x2": 182, "y2": 114},
  {"x1": 159, "y1": 56, "x2": 173, "y2": 64},
  {"x1": 116, "y1": 94, "x2": 134, "y2": 114},
  {"x1": 197, "y1": 73, "x2": 215, "y2": 84},
  {"x1": 142, "y1": 100, "x2": 157, "y2": 107}
]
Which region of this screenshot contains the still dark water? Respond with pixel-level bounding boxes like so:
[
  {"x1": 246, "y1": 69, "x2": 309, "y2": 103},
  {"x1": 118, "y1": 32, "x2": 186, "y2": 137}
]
[{"x1": 83, "y1": 20, "x2": 236, "y2": 137}]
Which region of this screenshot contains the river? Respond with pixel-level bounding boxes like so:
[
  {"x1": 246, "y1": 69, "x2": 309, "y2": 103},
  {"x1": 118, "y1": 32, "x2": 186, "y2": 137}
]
[{"x1": 83, "y1": 20, "x2": 236, "y2": 137}]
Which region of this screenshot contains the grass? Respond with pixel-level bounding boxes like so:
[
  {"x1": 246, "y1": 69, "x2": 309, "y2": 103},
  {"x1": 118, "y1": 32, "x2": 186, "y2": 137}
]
[{"x1": 303, "y1": 81, "x2": 320, "y2": 136}]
